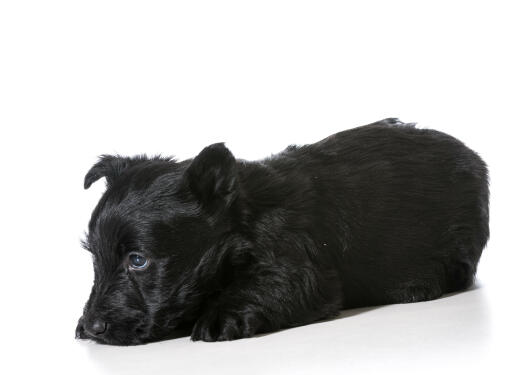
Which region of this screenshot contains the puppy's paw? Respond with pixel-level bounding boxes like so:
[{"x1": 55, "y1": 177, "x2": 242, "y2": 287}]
[{"x1": 191, "y1": 308, "x2": 261, "y2": 342}]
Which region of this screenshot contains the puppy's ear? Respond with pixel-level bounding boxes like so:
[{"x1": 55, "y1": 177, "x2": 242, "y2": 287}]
[
  {"x1": 84, "y1": 155, "x2": 143, "y2": 189},
  {"x1": 184, "y1": 143, "x2": 238, "y2": 207}
]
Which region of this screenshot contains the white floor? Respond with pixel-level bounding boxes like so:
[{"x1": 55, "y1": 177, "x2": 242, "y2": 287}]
[{"x1": 65, "y1": 284, "x2": 504, "y2": 375}]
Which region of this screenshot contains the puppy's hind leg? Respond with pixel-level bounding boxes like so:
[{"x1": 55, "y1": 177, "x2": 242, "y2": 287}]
[{"x1": 386, "y1": 280, "x2": 444, "y2": 304}]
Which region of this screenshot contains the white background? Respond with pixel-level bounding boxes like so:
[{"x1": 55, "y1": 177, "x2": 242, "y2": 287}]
[{"x1": 1, "y1": 1, "x2": 510, "y2": 374}]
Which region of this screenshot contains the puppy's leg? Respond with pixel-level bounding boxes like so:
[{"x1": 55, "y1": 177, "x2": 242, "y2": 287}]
[
  {"x1": 385, "y1": 280, "x2": 444, "y2": 303},
  {"x1": 191, "y1": 299, "x2": 263, "y2": 342},
  {"x1": 191, "y1": 265, "x2": 339, "y2": 342},
  {"x1": 191, "y1": 278, "x2": 283, "y2": 342}
]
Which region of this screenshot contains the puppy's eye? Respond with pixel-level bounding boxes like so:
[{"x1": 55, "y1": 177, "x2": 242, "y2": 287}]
[{"x1": 128, "y1": 253, "x2": 148, "y2": 270}]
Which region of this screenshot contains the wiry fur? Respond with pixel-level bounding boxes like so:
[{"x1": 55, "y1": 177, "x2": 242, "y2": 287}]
[{"x1": 76, "y1": 118, "x2": 489, "y2": 344}]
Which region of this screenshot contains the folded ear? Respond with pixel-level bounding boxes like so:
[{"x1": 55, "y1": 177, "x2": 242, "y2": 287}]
[
  {"x1": 184, "y1": 143, "x2": 238, "y2": 207},
  {"x1": 84, "y1": 155, "x2": 145, "y2": 189}
]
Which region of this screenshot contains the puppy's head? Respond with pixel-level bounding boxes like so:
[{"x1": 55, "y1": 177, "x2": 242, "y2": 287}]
[{"x1": 76, "y1": 144, "x2": 240, "y2": 345}]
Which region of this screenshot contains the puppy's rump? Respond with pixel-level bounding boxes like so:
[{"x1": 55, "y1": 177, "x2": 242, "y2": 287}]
[{"x1": 282, "y1": 119, "x2": 489, "y2": 307}]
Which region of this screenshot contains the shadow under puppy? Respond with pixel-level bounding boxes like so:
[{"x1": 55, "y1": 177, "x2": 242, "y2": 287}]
[{"x1": 76, "y1": 118, "x2": 489, "y2": 345}]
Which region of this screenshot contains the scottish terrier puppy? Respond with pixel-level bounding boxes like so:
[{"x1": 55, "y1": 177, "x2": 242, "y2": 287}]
[{"x1": 76, "y1": 118, "x2": 489, "y2": 344}]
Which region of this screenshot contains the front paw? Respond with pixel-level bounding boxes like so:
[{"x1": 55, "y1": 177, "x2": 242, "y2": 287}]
[{"x1": 191, "y1": 308, "x2": 261, "y2": 342}]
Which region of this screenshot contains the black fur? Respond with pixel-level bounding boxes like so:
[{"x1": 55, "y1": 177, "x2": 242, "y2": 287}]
[{"x1": 76, "y1": 118, "x2": 489, "y2": 344}]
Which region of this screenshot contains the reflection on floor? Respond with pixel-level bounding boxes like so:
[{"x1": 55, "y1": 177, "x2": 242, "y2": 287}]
[{"x1": 82, "y1": 285, "x2": 494, "y2": 375}]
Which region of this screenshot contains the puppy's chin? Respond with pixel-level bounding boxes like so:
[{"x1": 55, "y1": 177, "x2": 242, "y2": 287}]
[
  {"x1": 75, "y1": 322, "x2": 191, "y2": 346},
  {"x1": 75, "y1": 330, "x2": 142, "y2": 346},
  {"x1": 75, "y1": 323, "x2": 146, "y2": 346}
]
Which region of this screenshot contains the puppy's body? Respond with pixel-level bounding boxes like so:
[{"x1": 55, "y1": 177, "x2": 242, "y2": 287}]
[{"x1": 77, "y1": 118, "x2": 489, "y2": 344}]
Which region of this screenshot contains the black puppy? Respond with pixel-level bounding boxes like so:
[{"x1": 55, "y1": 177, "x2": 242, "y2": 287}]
[{"x1": 76, "y1": 118, "x2": 489, "y2": 344}]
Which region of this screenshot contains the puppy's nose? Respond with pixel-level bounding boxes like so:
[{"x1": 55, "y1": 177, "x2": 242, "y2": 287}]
[{"x1": 85, "y1": 318, "x2": 107, "y2": 336}]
